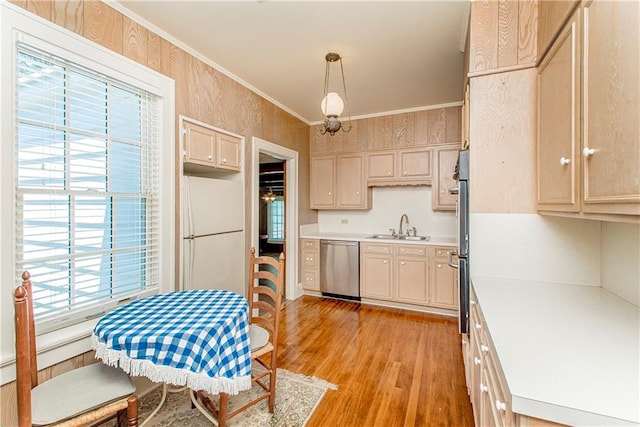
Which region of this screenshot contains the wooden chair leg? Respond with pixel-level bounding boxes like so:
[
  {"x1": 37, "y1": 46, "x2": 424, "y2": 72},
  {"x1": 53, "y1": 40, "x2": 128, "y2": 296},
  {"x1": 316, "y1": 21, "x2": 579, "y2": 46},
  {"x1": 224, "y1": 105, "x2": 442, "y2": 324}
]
[
  {"x1": 218, "y1": 393, "x2": 229, "y2": 427},
  {"x1": 268, "y1": 369, "x2": 277, "y2": 413},
  {"x1": 126, "y1": 395, "x2": 139, "y2": 427}
]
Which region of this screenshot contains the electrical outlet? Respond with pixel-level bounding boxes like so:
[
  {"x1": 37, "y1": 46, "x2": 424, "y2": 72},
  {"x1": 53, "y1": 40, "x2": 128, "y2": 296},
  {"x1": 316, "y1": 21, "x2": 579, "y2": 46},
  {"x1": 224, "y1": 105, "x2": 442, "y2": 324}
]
[{"x1": 341, "y1": 219, "x2": 348, "y2": 224}]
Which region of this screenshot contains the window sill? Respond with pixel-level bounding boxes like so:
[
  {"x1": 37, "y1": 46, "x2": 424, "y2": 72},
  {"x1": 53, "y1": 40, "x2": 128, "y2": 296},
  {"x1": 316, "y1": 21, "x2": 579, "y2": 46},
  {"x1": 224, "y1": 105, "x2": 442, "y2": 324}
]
[{"x1": 0, "y1": 318, "x2": 99, "y2": 386}]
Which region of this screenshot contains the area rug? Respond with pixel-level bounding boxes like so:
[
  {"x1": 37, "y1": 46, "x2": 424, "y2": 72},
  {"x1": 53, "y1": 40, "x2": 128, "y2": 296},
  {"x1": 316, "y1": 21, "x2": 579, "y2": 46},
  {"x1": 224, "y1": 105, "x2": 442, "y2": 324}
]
[{"x1": 130, "y1": 368, "x2": 337, "y2": 426}]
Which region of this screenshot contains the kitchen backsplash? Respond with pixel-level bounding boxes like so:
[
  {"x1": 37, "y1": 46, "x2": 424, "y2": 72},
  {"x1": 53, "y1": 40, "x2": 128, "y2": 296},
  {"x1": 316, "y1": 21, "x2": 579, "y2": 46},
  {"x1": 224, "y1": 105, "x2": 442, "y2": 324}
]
[
  {"x1": 601, "y1": 222, "x2": 640, "y2": 307},
  {"x1": 317, "y1": 186, "x2": 456, "y2": 238}
]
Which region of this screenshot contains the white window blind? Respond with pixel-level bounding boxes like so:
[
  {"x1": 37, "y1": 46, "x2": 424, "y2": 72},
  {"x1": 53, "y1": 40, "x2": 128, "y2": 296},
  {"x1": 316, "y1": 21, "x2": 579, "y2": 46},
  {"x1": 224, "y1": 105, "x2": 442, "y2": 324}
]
[
  {"x1": 15, "y1": 43, "x2": 161, "y2": 331},
  {"x1": 267, "y1": 197, "x2": 285, "y2": 242}
]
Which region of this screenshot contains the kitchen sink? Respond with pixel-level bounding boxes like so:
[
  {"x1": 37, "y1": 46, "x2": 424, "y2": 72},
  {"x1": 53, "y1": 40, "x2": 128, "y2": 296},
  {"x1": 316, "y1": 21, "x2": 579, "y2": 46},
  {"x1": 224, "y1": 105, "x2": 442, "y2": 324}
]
[
  {"x1": 397, "y1": 235, "x2": 430, "y2": 241},
  {"x1": 368, "y1": 234, "x2": 398, "y2": 240},
  {"x1": 367, "y1": 234, "x2": 430, "y2": 241}
]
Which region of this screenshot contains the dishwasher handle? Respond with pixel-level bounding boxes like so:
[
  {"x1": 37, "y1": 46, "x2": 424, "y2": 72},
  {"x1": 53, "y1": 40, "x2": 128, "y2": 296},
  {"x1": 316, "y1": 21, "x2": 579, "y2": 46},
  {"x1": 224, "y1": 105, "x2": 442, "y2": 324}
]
[{"x1": 320, "y1": 240, "x2": 359, "y2": 246}]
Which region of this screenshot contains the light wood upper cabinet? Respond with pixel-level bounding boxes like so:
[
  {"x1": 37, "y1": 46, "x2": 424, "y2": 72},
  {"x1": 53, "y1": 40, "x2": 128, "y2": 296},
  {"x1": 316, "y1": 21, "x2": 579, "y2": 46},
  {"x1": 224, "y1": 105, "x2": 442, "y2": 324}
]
[
  {"x1": 216, "y1": 133, "x2": 241, "y2": 171},
  {"x1": 433, "y1": 146, "x2": 459, "y2": 211},
  {"x1": 366, "y1": 152, "x2": 395, "y2": 180},
  {"x1": 581, "y1": 0, "x2": 640, "y2": 216},
  {"x1": 310, "y1": 154, "x2": 370, "y2": 210},
  {"x1": 337, "y1": 154, "x2": 367, "y2": 208},
  {"x1": 183, "y1": 119, "x2": 241, "y2": 172},
  {"x1": 310, "y1": 156, "x2": 336, "y2": 209},
  {"x1": 537, "y1": 7, "x2": 581, "y2": 212},
  {"x1": 536, "y1": 1, "x2": 640, "y2": 219},
  {"x1": 399, "y1": 149, "x2": 431, "y2": 180}
]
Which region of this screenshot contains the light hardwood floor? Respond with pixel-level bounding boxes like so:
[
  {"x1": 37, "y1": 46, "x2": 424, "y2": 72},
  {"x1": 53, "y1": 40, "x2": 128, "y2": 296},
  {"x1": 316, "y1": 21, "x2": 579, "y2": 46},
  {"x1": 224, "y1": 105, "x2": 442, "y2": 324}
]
[{"x1": 277, "y1": 296, "x2": 474, "y2": 427}]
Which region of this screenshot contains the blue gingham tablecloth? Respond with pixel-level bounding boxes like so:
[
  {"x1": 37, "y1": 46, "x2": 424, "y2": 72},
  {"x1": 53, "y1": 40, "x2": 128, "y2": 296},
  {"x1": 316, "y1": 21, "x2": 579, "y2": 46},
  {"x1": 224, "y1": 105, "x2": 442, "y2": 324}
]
[{"x1": 92, "y1": 289, "x2": 251, "y2": 395}]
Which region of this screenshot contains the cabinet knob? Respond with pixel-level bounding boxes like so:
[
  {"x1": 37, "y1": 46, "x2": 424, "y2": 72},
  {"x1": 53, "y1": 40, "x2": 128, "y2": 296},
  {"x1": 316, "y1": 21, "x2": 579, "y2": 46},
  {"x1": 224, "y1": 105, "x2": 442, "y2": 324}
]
[
  {"x1": 480, "y1": 383, "x2": 489, "y2": 393},
  {"x1": 403, "y1": 171, "x2": 408, "y2": 175},
  {"x1": 356, "y1": 191, "x2": 360, "y2": 195},
  {"x1": 401, "y1": 261, "x2": 405, "y2": 265},
  {"x1": 470, "y1": 300, "x2": 476, "y2": 305},
  {"x1": 401, "y1": 248, "x2": 405, "y2": 252},
  {"x1": 383, "y1": 260, "x2": 388, "y2": 264},
  {"x1": 560, "y1": 157, "x2": 571, "y2": 166},
  {"x1": 437, "y1": 264, "x2": 442, "y2": 268},
  {"x1": 474, "y1": 357, "x2": 481, "y2": 365},
  {"x1": 481, "y1": 344, "x2": 489, "y2": 353},
  {"x1": 475, "y1": 323, "x2": 481, "y2": 330},
  {"x1": 387, "y1": 172, "x2": 392, "y2": 176},
  {"x1": 496, "y1": 400, "x2": 506, "y2": 412},
  {"x1": 583, "y1": 147, "x2": 595, "y2": 157},
  {"x1": 328, "y1": 192, "x2": 332, "y2": 196},
  {"x1": 222, "y1": 158, "x2": 227, "y2": 163},
  {"x1": 207, "y1": 155, "x2": 213, "y2": 160},
  {"x1": 384, "y1": 248, "x2": 388, "y2": 251}
]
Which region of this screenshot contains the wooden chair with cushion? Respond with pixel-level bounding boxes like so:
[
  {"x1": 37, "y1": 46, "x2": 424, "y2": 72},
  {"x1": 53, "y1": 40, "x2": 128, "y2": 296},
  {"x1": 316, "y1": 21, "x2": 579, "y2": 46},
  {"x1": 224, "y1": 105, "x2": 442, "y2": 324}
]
[
  {"x1": 13, "y1": 271, "x2": 139, "y2": 427},
  {"x1": 192, "y1": 247, "x2": 285, "y2": 427}
]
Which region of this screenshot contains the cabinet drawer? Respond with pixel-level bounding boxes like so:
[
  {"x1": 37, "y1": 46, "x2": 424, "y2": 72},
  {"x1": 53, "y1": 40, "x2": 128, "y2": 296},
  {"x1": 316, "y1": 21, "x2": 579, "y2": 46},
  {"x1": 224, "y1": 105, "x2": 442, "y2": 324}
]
[
  {"x1": 301, "y1": 239, "x2": 319, "y2": 250},
  {"x1": 302, "y1": 249, "x2": 318, "y2": 268},
  {"x1": 361, "y1": 243, "x2": 392, "y2": 255},
  {"x1": 433, "y1": 246, "x2": 455, "y2": 258},
  {"x1": 396, "y1": 245, "x2": 427, "y2": 256},
  {"x1": 302, "y1": 270, "x2": 319, "y2": 291}
]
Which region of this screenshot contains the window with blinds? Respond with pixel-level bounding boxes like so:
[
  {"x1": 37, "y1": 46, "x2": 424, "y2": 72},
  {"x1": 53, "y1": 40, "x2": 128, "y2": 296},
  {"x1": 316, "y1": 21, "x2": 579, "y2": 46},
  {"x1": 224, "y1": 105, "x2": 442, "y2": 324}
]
[
  {"x1": 267, "y1": 197, "x2": 285, "y2": 242},
  {"x1": 15, "y1": 43, "x2": 161, "y2": 331}
]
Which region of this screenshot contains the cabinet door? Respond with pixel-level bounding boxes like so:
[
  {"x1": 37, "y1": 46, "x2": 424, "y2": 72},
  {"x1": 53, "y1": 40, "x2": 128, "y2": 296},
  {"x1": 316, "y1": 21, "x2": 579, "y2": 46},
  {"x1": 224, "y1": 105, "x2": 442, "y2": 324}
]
[
  {"x1": 433, "y1": 146, "x2": 459, "y2": 211},
  {"x1": 310, "y1": 157, "x2": 335, "y2": 208},
  {"x1": 337, "y1": 154, "x2": 366, "y2": 208},
  {"x1": 399, "y1": 149, "x2": 431, "y2": 179},
  {"x1": 360, "y1": 254, "x2": 393, "y2": 300},
  {"x1": 537, "y1": 9, "x2": 581, "y2": 212},
  {"x1": 395, "y1": 256, "x2": 428, "y2": 305},
  {"x1": 430, "y1": 258, "x2": 458, "y2": 310},
  {"x1": 184, "y1": 121, "x2": 215, "y2": 166},
  {"x1": 216, "y1": 133, "x2": 241, "y2": 171},
  {"x1": 582, "y1": 0, "x2": 640, "y2": 215},
  {"x1": 367, "y1": 152, "x2": 395, "y2": 180},
  {"x1": 302, "y1": 248, "x2": 318, "y2": 269}
]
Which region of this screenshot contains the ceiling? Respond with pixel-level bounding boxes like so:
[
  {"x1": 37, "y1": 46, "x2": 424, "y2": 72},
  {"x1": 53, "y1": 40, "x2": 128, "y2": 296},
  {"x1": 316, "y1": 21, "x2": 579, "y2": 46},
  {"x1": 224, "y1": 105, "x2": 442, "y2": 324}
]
[{"x1": 115, "y1": 1, "x2": 470, "y2": 124}]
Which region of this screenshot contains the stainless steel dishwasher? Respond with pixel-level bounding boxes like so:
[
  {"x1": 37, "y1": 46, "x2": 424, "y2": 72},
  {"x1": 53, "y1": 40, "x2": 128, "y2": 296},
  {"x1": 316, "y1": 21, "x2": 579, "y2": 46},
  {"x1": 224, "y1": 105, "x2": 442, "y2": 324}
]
[{"x1": 320, "y1": 240, "x2": 360, "y2": 300}]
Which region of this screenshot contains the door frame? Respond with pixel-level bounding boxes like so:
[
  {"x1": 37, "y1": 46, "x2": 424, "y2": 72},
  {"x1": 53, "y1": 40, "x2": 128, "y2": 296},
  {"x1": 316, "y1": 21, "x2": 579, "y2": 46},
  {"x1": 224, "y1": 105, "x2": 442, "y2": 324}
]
[{"x1": 251, "y1": 137, "x2": 300, "y2": 300}]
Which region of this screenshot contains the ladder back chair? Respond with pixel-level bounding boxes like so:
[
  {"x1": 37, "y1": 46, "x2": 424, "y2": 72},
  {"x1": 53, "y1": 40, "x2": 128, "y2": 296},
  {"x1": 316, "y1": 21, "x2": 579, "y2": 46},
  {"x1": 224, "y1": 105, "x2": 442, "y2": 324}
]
[
  {"x1": 14, "y1": 271, "x2": 139, "y2": 427},
  {"x1": 192, "y1": 247, "x2": 285, "y2": 427}
]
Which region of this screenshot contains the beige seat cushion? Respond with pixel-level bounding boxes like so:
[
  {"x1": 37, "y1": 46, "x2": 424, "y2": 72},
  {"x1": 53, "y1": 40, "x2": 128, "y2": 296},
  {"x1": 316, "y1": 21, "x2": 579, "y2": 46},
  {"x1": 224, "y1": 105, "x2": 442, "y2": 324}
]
[
  {"x1": 32, "y1": 363, "x2": 135, "y2": 425},
  {"x1": 249, "y1": 324, "x2": 270, "y2": 352}
]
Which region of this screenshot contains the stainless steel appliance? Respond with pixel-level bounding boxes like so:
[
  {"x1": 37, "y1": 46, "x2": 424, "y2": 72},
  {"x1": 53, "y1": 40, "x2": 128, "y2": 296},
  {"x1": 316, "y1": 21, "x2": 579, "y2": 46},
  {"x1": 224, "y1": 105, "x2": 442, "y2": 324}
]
[
  {"x1": 320, "y1": 240, "x2": 360, "y2": 300},
  {"x1": 449, "y1": 149, "x2": 470, "y2": 334}
]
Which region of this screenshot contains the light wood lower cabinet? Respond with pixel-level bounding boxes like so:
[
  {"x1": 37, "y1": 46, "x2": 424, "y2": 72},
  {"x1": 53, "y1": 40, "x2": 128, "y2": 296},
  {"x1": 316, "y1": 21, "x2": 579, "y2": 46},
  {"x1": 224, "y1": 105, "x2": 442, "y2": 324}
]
[
  {"x1": 301, "y1": 239, "x2": 320, "y2": 291},
  {"x1": 465, "y1": 289, "x2": 567, "y2": 427},
  {"x1": 360, "y1": 247, "x2": 393, "y2": 300},
  {"x1": 360, "y1": 243, "x2": 457, "y2": 311}
]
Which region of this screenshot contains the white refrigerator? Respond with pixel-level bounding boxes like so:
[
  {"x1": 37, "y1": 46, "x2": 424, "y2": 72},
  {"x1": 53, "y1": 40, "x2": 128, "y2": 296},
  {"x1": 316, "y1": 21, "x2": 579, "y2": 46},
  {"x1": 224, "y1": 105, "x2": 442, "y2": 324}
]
[{"x1": 182, "y1": 176, "x2": 245, "y2": 295}]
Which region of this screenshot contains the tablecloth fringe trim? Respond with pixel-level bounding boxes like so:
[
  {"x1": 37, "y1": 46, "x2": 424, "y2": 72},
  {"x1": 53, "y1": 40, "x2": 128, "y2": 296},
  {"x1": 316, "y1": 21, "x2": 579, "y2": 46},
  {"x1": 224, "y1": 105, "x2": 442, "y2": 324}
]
[{"x1": 92, "y1": 337, "x2": 252, "y2": 396}]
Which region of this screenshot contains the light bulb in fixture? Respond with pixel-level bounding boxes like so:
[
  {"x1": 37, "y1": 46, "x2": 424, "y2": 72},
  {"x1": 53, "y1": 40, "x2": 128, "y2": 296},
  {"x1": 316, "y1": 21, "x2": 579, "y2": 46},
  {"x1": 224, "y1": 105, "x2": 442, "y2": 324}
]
[{"x1": 320, "y1": 92, "x2": 344, "y2": 117}]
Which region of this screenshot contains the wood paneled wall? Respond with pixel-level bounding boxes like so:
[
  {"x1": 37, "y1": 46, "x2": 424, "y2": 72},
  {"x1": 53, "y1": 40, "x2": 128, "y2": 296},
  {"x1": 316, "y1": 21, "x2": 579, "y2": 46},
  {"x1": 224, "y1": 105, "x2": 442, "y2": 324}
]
[
  {"x1": 468, "y1": 0, "x2": 538, "y2": 76},
  {"x1": 2, "y1": 2, "x2": 314, "y2": 424},
  {"x1": 310, "y1": 107, "x2": 461, "y2": 156}
]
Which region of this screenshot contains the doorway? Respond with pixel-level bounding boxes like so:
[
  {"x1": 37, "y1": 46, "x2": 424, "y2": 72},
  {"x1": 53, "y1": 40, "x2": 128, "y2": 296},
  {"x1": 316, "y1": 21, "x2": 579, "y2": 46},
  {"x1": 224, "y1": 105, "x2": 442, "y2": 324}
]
[{"x1": 251, "y1": 137, "x2": 299, "y2": 300}]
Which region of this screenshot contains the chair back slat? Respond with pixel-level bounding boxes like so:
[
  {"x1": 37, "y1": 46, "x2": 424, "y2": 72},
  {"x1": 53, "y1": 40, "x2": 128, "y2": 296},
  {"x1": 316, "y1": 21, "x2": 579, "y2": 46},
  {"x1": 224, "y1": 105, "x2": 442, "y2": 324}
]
[{"x1": 247, "y1": 248, "x2": 284, "y2": 348}]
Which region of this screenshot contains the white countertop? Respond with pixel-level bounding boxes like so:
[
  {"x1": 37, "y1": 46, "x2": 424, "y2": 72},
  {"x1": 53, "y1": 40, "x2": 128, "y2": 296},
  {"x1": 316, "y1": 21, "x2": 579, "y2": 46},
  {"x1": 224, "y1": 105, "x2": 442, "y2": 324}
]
[
  {"x1": 472, "y1": 276, "x2": 640, "y2": 426},
  {"x1": 299, "y1": 231, "x2": 456, "y2": 247}
]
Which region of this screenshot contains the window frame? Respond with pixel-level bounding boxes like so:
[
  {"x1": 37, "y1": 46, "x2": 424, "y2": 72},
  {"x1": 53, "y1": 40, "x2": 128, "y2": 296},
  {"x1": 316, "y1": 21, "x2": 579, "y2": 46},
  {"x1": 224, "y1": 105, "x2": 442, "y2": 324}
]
[
  {"x1": 267, "y1": 196, "x2": 285, "y2": 243},
  {"x1": 0, "y1": 3, "x2": 175, "y2": 385}
]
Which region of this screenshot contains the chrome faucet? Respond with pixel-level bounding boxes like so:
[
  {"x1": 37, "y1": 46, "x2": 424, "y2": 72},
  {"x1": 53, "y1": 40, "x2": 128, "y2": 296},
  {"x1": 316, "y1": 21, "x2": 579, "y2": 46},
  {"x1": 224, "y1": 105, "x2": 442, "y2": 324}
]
[{"x1": 399, "y1": 213, "x2": 410, "y2": 236}]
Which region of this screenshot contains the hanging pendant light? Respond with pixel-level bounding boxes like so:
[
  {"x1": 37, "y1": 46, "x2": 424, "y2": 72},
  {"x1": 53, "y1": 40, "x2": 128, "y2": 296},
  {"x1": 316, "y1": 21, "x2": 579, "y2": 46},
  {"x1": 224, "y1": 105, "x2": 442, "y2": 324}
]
[
  {"x1": 262, "y1": 188, "x2": 277, "y2": 203},
  {"x1": 320, "y1": 52, "x2": 352, "y2": 136}
]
